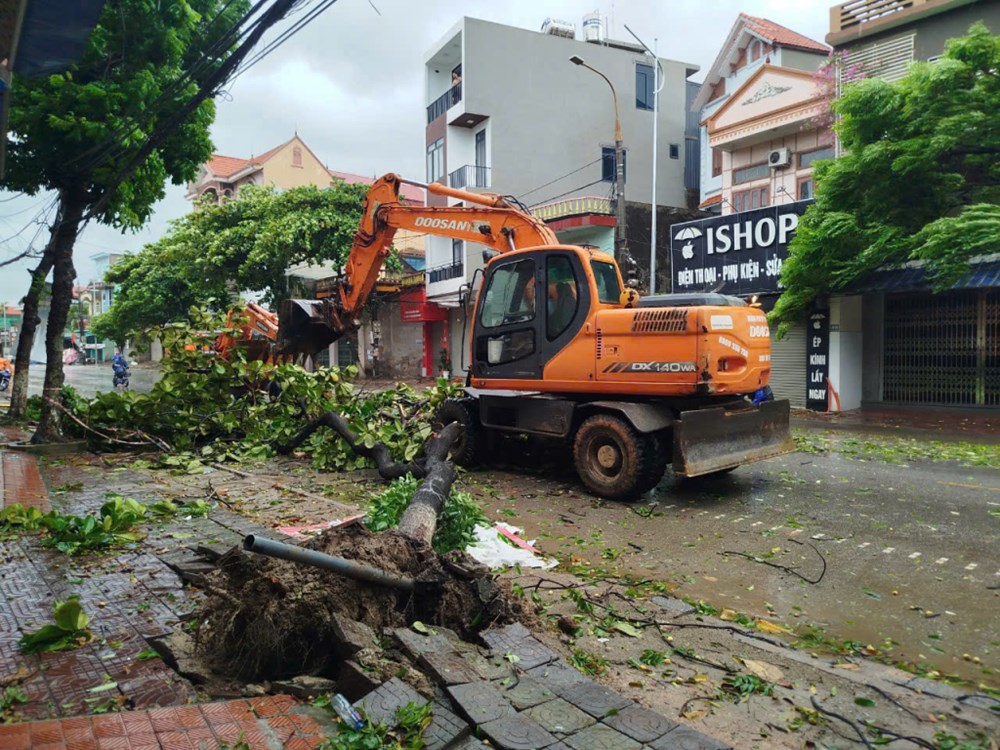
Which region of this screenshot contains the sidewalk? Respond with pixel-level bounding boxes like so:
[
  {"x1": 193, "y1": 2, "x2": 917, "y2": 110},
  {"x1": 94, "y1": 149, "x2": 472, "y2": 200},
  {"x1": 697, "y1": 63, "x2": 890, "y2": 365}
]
[{"x1": 793, "y1": 405, "x2": 1000, "y2": 443}]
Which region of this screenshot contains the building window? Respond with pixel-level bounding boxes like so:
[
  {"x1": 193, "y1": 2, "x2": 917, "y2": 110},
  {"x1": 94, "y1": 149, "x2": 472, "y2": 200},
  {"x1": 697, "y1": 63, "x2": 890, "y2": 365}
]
[
  {"x1": 798, "y1": 177, "x2": 814, "y2": 201},
  {"x1": 601, "y1": 147, "x2": 626, "y2": 182},
  {"x1": 426, "y1": 138, "x2": 444, "y2": 183},
  {"x1": 669, "y1": 144, "x2": 679, "y2": 159},
  {"x1": 732, "y1": 186, "x2": 769, "y2": 213},
  {"x1": 748, "y1": 39, "x2": 762, "y2": 63},
  {"x1": 452, "y1": 239, "x2": 464, "y2": 266},
  {"x1": 799, "y1": 146, "x2": 834, "y2": 169},
  {"x1": 636, "y1": 63, "x2": 655, "y2": 111},
  {"x1": 732, "y1": 163, "x2": 769, "y2": 184},
  {"x1": 292, "y1": 146, "x2": 302, "y2": 167},
  {"x1": 711, "y1": 148, "x2": 723, "y2": 177}
]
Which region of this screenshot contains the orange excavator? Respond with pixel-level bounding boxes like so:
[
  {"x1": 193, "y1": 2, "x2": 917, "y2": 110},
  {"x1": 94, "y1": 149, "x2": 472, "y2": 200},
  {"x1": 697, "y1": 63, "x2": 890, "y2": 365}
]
[{"x1": 278, "y1": 174, "x2": 793, "y2": 499}]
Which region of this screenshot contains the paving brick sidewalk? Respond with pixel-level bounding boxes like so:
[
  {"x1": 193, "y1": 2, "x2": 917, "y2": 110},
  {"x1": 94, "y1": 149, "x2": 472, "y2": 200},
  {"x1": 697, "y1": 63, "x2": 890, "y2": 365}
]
[{"x1": 0, "y1": 695, "x2": 332, "y2": 750}]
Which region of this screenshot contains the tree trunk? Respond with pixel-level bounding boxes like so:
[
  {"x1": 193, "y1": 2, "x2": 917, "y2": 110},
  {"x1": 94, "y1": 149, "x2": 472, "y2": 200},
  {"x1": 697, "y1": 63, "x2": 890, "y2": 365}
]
[
  {"x1": 7, "y1": 230, "x2": 60, "y2": 419},
  {"x1": 32, "y1": 191, "x2": 86, "y2": 443},
  {"x1": 397, "y1": 421, "x2": 462, "y2": 547}
]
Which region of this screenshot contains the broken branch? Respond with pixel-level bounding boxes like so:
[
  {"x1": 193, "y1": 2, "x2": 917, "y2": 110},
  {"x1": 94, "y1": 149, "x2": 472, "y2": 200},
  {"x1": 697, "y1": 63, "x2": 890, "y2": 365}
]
[{"x1": 719, "y1": 539, "x2": 826, "y2": 584}]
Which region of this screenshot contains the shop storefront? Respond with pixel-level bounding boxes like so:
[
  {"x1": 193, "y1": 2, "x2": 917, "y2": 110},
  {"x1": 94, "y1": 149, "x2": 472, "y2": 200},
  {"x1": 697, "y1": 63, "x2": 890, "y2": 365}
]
[{"x1": 670, "y1": 200, "x2": 819, "y2": 408}]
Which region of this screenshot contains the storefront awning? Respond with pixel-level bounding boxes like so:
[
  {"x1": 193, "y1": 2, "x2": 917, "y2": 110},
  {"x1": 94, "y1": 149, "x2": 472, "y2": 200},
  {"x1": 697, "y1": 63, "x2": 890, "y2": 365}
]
[{"x1": 847, "y1": 257, "x2": 1000, "y2": 294}]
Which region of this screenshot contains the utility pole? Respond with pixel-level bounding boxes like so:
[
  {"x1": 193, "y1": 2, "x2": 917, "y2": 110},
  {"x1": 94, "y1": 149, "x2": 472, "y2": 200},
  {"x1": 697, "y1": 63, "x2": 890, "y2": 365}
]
[{"x1": 570, "y1": 55, "x2": 637, "y2": 286}]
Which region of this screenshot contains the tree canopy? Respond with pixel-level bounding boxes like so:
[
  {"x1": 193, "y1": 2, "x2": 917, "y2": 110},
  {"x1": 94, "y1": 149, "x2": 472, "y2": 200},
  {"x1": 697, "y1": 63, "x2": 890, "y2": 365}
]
[
  {"x1": 91, "y1": 181, "x2": 374, "y2": 343},
  {"x1": 771, "y1": 23, "x2": 999, "y2": 328}
]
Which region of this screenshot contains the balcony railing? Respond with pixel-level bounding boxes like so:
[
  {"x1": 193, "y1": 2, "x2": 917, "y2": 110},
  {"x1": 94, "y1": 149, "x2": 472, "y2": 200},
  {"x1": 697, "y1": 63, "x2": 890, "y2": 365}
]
[
  {"x1": 828, "y1": 0, "x2": 919, "y2": 38},
  {"x1": 426, "y1": 83, "x2": 462, "y2": 124},
  {"x1": 448, "y1": 164, "x2": 490, "y2": 189},
  {"x1": 427, "y1": 260, "x2": 464, "y2": 284}
]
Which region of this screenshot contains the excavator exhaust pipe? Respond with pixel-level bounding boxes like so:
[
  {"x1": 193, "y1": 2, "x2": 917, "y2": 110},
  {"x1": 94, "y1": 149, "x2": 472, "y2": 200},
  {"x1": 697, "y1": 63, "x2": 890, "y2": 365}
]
[
  {"x1": 278, "y1": 299, "x2": 350, "y2": 358},
  {"x1": 672, "y1": 399, "x2": 795, "y2": 477}
]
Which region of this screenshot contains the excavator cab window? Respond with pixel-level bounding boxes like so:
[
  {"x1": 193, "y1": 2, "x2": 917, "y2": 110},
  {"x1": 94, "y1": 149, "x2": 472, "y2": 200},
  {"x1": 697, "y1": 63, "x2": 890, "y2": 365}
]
[
  {"x1": 546, "y1": 256, "x2": 578, "y2": 340},
  {"x1": 592, "y1": 260, "x2": 622, "y2": 304},
  {"x1": 478, "y1": 258, "x2": 536, "y2": 365}
]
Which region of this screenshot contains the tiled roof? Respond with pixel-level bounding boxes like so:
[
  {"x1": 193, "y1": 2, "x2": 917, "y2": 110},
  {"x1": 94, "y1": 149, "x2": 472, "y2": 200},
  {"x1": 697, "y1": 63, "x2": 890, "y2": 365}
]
[
  {"x1": 206, "y1": 155, "x2": 251, "y2": 178},
  {"x1": 740, "y1": 14, "x2": 828, "y2": 53},
  {"x1": 698, "y1": 194, "x2": 723, "y2": 209},
  {"x1": 328, "y1": 170, "x2": 426, "y2": 206}
]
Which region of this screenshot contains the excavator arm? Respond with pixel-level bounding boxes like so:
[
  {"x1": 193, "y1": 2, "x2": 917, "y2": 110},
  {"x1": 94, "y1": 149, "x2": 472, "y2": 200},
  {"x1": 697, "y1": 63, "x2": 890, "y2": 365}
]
[{"x1": 278, "y1": 173, "x2": 558, "y2": 356}]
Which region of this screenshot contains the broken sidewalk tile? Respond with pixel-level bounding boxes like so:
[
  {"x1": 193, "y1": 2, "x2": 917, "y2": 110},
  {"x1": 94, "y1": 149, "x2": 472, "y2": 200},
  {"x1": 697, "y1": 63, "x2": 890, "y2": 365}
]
[
  {"x1": 481, "y1": 622, "x2": 533, "y2": 651},
  {"x1": 330, "y1": 613, "x2": 376, "y2": 657},
  {"x1": 447, "y1": 680, "x2": 516, "y2": 725},
  {"x1": 271, "y1": 675, "x2": 338, "y2": 699},
  {"x1": 647, "y1": 725, "x2": 734, "y2": 750},
  {"x1": 526, "y1": 659, "x2": 589, "y2": 691},
  {"x1": 555, "y1": 681, "x2": 632, "y2": 719},
  {"x1": 602, "y1": 704, "x2": 677, "y2": 743},
  {"x1": 353, "y1": 677, "x2": 427, "y2": 726},
  {"x1": 422, "y1": 701, "x2": 471, "y2": 750},
  {"x1": 394, "y1": 626, "x2": 459, "y2": 659},
  {"x1": 523, "y1": 697, "x2": 595, "y2": 735},
  {"x1": 563, "y1": 723, "x2": 641, "y2": 750},
  {"x1": 420, "y1": 650, "x2": 485, "y2": 686},
  {"x1": 650, "y1": 595, "x2": 696, "y2": 618},
  {"x1": 337, "y1": 661, "x2": 380, "y2": 701},
  {"x1": 492, "y1": 674, "x2": 557, "y2": 709},
  {"x1": 478, "y1": 712, "x2": 558, "y2": 750}
]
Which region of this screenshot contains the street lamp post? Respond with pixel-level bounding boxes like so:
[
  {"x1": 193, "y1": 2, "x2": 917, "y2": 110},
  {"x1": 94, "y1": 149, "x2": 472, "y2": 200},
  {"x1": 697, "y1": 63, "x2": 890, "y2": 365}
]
[{"x1": 570, "y1": 55, "x2": 634, "y2": 285}]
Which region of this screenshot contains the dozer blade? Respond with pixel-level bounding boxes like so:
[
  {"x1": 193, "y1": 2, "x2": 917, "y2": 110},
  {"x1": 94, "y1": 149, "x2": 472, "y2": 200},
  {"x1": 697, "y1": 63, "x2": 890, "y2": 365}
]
[
  {"x1": 277, "y1": 299, "x2": 346, "y2": 357},
  {"x1": 673, "y1": 399, "x2": 794, "y2": 477}
]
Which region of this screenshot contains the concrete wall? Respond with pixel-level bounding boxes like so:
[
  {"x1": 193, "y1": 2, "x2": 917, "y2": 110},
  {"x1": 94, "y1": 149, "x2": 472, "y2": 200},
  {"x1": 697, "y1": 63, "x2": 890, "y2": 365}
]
[
  {"x1": 861, "y1": 293, "x2": 885, "y2": 404},
  {"x1": 458, "y1": 18, "x2": 695, "y2": 208},
  {"x1": 830, "y1": 295, "x2": 863, "y2": 411},
  {"x1": 260, "y1": 139, "x2": 333, "y2": 190},
  {"x1": 374, "y1": 298, "x2": 425, "y2": 379}
]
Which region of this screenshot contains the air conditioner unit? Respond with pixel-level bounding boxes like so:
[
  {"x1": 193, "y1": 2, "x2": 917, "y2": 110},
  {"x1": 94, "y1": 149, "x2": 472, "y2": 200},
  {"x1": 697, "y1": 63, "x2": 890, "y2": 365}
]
[{"x1": 768, "y1": 148, "x2": 792, "y2": 168}]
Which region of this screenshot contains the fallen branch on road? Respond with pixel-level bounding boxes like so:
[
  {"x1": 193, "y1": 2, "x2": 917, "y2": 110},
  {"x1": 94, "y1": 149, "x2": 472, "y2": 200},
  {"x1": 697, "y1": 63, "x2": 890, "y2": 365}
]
[
  {"x1": 810, "y1": 696, "x2": 874, "y2": 749},
  {"x1": 719, "y1": 538, "x2": 827, "y2": 584}
]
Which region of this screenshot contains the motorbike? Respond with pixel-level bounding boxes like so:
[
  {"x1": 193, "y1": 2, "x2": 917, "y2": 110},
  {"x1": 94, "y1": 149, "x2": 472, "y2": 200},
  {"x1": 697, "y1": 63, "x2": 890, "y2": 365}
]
[
  {"x1": 112, "y1": 362, "x2": 130, "y2": 390},
  {"x1": 0, "y1": 368, "x2": 10, "y2": 392}
]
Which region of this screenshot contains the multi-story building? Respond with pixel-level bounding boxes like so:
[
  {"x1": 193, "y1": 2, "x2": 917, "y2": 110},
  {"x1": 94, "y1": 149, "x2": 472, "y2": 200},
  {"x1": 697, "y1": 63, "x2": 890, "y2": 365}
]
[
  {"x1": 682, "y1": 15, "x2": 830, "y2": 408},
  {"x1": 423, "y1": 15, "x2": 700, "y2": 373},
  {"x1": 825, "y1": 0, "x2": 1000, "y2": 409}
]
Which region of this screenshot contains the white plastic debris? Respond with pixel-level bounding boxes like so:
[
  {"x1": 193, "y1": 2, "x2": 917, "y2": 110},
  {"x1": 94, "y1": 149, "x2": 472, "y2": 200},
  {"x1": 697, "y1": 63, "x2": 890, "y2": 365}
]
[{"x1": 465, "y1": 523, "x2": 558, "y2": 570}]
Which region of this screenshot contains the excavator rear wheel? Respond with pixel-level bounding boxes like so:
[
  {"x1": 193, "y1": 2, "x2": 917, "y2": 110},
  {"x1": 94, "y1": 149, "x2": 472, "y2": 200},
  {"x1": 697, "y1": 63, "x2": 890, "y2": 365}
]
[
  {"x1": 573, "y1": 414, "x2": 657, "y2": 501},
  {"x1": 636, "y1": 430, "x2": 670, "y2": 494},
  {"x1": 435, "y1": 398, "x2": 481, "y2": 467}
]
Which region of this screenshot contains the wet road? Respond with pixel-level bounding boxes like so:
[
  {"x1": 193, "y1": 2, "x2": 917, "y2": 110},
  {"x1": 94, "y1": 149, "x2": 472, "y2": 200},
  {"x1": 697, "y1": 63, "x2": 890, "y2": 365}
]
[
  {"x1": 469, "y1": 442, "x2": 1000, "y2": 688},
  {"x1": 8, "y1": 362, "x2": 161, "y2": 399}
]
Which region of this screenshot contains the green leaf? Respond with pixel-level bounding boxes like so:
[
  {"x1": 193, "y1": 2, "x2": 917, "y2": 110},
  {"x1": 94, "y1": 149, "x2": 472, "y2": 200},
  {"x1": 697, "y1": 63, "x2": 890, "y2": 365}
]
[
  {"x1": 613, "y1": 621, "x2": 642, "y2": 638},
  {"x1": 53, "y1": 598, "x2": 90, "y2": 632},
  {"x1": 854, "y1": 697, "x2": 876, "y2": 707}
]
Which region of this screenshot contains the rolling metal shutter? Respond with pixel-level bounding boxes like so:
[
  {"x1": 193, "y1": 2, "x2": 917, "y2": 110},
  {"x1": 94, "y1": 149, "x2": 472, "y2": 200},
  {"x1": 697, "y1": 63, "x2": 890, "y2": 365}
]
[{"x1": 769, "y1": 323, "x2": 806, "y2": 407}]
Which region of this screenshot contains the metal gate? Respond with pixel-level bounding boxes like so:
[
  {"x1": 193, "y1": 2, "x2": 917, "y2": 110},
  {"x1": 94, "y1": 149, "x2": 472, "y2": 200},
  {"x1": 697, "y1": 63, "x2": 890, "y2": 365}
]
[
  {"x1": 883, "y1": 290, "x2": 1000, "y2": 406},
  {"x1": 769, "y1": 323, "x2": 807, "y2": 407}
]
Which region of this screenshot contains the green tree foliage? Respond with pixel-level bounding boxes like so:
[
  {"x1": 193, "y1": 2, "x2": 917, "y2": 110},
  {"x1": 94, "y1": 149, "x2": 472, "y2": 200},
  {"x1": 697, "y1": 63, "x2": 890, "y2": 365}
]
[
  {"x1": 90, "y1": 181, "x2": 386, "y2": 344},
  {"x1": 1, "y1": 0, "x2": 249, "y2": 434},
  {"x1": 771, "y1": 23, "x2": 999, "y2": 329}
]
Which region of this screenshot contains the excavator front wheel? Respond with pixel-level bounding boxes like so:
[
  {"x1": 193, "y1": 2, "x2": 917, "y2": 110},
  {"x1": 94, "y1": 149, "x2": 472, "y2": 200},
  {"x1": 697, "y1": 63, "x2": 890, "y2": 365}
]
[
  {"x1": 435, "y1": 398, "x2": 481, "y2": 467},
  {"x1": 573, "y1": 414, "x2": 660, "y2": 501}
]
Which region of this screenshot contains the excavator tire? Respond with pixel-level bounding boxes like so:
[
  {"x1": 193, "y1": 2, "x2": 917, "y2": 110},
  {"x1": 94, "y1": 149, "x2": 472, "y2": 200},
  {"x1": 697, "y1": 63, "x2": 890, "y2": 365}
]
[
  {"x1": 573, "y1": 414, "x2": 658, "y2": 501},
  {"x1": 635, "y1": 429, "x2": 671, "y2": 494},
  {"x1": 435, "y1": 398, "x2": 481, "y2": 467}
]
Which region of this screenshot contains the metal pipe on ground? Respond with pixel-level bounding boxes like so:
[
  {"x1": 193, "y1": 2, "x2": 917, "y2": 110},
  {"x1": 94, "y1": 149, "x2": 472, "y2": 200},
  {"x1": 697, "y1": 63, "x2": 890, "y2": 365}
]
[{"x1": 243, "y1": 534, "x2": 415, "y2": 592}]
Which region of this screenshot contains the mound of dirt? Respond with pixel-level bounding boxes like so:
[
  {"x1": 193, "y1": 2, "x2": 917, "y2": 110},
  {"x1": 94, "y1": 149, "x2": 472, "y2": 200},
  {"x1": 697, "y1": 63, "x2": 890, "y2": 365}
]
[{"x1": 195, "y1": 524, "x2": 531, "y2": 683}]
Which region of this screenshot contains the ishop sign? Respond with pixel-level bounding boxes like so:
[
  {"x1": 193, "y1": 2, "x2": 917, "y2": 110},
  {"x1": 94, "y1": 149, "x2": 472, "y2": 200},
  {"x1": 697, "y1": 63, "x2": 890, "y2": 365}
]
[{"x1": 671, "y1": 200, "x2": 812, "y2": 295}]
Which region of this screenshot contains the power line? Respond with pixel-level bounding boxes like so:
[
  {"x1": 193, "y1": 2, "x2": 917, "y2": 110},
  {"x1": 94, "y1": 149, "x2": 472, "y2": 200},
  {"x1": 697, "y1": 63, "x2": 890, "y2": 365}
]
[
  {"x1": 229, "y1": 0, "x2": 337, "y2": 81},
  {"x1": 529, "y1": 178, "x2": 607, "y2": 209},
  {"x1": 517, "y1": 158, "x2": 601, "y2": 201}
]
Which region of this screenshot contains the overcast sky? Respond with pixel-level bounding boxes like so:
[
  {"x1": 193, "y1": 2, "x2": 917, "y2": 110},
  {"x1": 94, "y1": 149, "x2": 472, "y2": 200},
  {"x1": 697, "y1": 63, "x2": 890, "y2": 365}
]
[{"x1": 0, "y1": 0, "x2": 831, "y2": 307}]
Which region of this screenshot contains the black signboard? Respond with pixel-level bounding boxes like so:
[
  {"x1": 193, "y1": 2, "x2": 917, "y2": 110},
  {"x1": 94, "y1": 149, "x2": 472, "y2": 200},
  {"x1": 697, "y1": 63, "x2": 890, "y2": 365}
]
[
  {"x1": 670, "y1": 200, "x2": 813, "y2": 296},
  {"x1": 806, "y1": 308, "x2": 830, "y2": 411}
]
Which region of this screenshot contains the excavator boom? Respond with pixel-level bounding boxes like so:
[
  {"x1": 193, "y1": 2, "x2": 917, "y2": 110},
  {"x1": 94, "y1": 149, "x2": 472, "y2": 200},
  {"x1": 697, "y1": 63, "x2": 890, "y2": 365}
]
[{"x1": 278, "y1": 173, "x2": 557, "y2": 356}]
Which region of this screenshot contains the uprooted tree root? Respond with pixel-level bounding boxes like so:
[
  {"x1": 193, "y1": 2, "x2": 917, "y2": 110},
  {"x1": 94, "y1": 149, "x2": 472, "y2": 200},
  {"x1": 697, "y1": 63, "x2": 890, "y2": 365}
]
[{"x1": 195, "y1": 523, "x2": 532, "y2": 683}]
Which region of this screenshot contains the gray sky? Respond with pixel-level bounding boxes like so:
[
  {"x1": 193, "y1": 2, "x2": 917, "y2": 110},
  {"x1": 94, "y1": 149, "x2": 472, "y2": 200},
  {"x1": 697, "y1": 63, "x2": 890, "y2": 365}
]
[{"x1": 0, "y1": 0, "x2": 831, "y2": 307}]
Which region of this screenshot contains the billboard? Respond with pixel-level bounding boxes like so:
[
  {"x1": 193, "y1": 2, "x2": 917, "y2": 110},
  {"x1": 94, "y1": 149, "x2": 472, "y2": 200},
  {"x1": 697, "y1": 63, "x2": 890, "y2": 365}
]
[{"x1": 670, "y1": 200, "x2": 813, "y2": 296}]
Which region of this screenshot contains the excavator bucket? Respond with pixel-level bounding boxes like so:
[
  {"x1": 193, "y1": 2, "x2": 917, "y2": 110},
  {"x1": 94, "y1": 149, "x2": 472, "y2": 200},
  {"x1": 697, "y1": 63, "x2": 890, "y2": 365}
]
[
  {"x1": 277, "y1": 299, "x2": 346, "y2": 357},
  {"x1": 672, "y1": 399, "x2": 794, "y2": 477}
]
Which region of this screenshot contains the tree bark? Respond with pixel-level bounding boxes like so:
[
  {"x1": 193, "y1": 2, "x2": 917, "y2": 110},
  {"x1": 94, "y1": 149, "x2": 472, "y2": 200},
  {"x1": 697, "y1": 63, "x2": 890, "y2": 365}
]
[
  {"x1": 7, "y1": 227, "x2": 60, "y2": 419},
  {"x1": 31, "y1": 190, "x2": 86, "y2": 443},
  {"x1": 397, "y1": 421, "x2": 462, "y2": 547}
]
